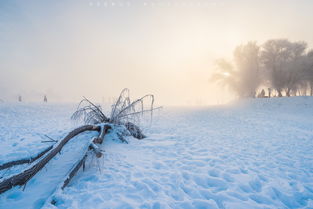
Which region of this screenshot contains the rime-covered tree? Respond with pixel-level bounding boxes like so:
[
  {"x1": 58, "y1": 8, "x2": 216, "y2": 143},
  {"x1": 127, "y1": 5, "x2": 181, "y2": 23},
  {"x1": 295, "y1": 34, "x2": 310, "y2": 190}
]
[
  {"x1": 212, "y1": 42, "x2": 261, "y2": 98},
  {"x1": 261, "y1": 39, "x2": 307, "y2": 97},
  {"x1": 234, "y1": 41, "x2": 261, "y2": 97}
]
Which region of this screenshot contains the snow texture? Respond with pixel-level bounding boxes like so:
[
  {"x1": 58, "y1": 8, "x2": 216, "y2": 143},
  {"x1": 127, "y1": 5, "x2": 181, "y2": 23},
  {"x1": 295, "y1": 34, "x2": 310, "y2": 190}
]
[{"x1": 1, "y1": 97, "x2": 313, "y2": 209}]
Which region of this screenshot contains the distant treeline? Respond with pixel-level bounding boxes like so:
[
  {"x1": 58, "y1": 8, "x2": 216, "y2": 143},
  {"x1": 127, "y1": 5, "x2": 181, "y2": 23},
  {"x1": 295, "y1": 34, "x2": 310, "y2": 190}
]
[{"x1": 212, "y1": 39, "x2": 313, "y2": 98}]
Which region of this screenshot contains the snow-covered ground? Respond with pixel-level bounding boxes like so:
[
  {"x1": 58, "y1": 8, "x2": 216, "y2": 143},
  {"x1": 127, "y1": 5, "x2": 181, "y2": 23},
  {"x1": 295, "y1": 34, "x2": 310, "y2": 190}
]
[{"x1": 0, "y1": 97, "x2": 313, "y2": 209}]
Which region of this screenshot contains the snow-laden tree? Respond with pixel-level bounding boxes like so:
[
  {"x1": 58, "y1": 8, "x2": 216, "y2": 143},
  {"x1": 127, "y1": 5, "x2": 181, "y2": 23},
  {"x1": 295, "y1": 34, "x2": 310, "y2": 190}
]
[
  {"x1": 260, "y1": 39, "x2": 307, "y2": 97},
  {"x1": 212, "y1": 42, "x2": 261, "y2": 98}
]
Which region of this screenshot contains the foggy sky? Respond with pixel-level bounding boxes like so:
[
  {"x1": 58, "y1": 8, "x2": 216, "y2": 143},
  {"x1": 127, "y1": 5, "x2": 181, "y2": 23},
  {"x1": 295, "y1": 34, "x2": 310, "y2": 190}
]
[{"x1": 1, "y1": 0, "x2": 313, "y2": 105}]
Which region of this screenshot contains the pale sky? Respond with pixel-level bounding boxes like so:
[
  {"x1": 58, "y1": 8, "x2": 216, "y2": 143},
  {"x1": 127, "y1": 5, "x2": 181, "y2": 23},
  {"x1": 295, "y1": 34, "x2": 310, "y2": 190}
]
[{"x1": 1, "y1": 0, "x2": 313, "y2": 105}]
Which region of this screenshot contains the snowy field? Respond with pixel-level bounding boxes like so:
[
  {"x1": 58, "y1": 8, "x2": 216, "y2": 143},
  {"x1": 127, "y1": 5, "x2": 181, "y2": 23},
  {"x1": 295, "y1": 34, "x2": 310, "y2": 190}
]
[{"x1": 0, "y1": 97, "x2": 313, "y2": 209}]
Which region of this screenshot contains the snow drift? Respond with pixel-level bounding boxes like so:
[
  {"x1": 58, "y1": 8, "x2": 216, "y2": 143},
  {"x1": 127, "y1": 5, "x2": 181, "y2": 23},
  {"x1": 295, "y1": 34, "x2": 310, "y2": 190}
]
[{"x1": 0, "y1": 97, "x2": 313, "y2": 209}]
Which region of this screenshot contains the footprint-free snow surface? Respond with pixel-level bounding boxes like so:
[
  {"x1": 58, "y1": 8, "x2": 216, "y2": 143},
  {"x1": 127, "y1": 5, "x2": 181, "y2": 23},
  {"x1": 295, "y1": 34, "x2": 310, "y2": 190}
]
[{"x1": 1, "y1": 97, "x2": 313, "y2": 209}]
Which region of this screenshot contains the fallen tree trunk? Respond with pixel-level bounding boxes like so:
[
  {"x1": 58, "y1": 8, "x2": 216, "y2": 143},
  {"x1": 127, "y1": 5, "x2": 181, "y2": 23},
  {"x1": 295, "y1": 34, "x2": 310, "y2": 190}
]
[
  {"x1": 0, "y1": 125, "x2": 100, "y2": 194},
  {"x1": 61, "y1": 154, "x2": 88, "y2": 190},
  {"x1": 0, "y1": 145, "x2": 53, "y2": 171},
  {"x1": 61, "y1": 124, "x2": 111, "y2": 190}
]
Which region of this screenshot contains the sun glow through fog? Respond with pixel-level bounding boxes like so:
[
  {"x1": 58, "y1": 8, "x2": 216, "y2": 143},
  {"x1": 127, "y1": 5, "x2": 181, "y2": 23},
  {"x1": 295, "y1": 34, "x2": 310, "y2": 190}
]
[{"x1": 1, "y1": 0, "x2": 313, "y2": 105}]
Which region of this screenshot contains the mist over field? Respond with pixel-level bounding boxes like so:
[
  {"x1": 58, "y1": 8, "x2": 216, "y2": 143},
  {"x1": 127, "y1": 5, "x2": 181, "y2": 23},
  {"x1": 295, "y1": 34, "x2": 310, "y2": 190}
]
[{"x1": 1, "y1": 0, "x2": 313, "y2": 105}]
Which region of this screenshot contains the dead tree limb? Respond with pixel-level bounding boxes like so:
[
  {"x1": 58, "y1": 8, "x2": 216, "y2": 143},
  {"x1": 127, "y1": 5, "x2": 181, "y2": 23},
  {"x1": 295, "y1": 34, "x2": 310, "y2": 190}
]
[
  {"x1": 61, "y1": 154, "x2": 88, "y2": 190},
  {"x1": 0, "y1": 125, "x2": 100, "y2": 194},
  {"x1": 89, "y1": 142, "x2": 103, "y2": 158},
  {"x1": 0, "y1": 145, "x2": 53, "y2": 171},
  {"x1": 61, "y1": 125, "x2": 111, "y2": 190},
  {"x1": 41, "y1": 134, "x2": 58, "y2": 143},
  {"x1": 92, "y1": 124, "x2": 111, "y2": 144},
  {"x1": 90, "y1": 125, "x2": 111, "y2": 157}
]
